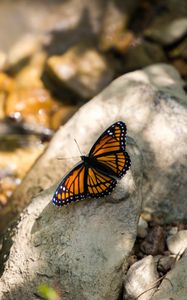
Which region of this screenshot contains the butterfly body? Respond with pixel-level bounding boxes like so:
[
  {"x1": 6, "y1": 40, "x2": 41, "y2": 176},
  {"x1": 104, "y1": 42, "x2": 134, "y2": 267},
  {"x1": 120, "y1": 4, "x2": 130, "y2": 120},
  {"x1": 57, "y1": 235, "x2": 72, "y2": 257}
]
[
  {"x1": 52, "y1": 121, "x2": 131, "y2": 206},
  {"x1": 80, "y1": 155, "x2": 119, "y2": 179}
]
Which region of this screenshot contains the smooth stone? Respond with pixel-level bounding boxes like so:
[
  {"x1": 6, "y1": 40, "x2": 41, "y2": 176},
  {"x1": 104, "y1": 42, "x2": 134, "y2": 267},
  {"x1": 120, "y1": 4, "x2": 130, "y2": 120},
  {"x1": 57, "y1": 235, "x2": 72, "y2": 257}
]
[
  {"x1": 151, "y1": 255, "x2": 187, "y2": 300},
  {"x1": 144, "y1": 17, "x2": 187, "y2": 46},
  {"x1": 99, "y1": 0, "x2": 138, "y2": 51},
  {"x1": 123, "y1": 40, "x2": 166, "y2": 71},
  {"x1": 156, "y1": 255, "x2": 175, "y2": 274},
  {"x1": 42, "y1": 43, "x2": 114, "y2": 101},
  {"x1": 167, "y1": 230, "x2": 187, "y2": 255},
  {"x1": 137, "y1": 216, "x2": 148, "y2": 238},
  {"x1": 124, "y1": 255, "x2": 159, "y2": 300}
]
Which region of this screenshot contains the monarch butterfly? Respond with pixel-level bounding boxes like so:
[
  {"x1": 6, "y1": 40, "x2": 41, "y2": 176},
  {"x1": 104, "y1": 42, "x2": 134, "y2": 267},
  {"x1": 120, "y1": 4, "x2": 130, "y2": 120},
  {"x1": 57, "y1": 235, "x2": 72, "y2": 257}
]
[{"x1": 52, "y1": 121, "x2": 131, "y2": 206}]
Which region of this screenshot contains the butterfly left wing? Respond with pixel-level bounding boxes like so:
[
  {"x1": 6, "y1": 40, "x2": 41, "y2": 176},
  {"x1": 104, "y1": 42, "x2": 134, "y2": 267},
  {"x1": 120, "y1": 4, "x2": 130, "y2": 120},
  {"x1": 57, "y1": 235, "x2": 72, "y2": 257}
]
[
  {"x1": 52, "y1": 162, "x2": 87, "y2": 206},
  {"x1": 89, "y1": 121, "x2": 131, "y2": 178},
  {"x1": 96, "y1": 151, "x2": 131, "y2": 178},
  {"x1": 86, "y1": 167, "x2": 117, "y2": 198},
  {"x1": 89, "y1": 121, "x2": 127, "y2": 157},
  {"x1": 52, "y1": 162, "x2": 117, "y2": 206}
]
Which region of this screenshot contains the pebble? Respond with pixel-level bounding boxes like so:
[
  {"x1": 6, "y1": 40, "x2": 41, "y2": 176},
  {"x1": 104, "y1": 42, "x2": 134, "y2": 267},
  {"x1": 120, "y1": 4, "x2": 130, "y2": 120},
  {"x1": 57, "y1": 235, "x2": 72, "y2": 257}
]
[
  {"x1": 124, "y1": 255, "x2": 159, "y2": 300},
  {"x1": 140, "y1": 225, "x2": 165, "y2": 255},
  {"x1": 137, "y1": 216, "x2": 148, "y2": 238},
  {"x1": 144, "y1": 17, "x2": 187, "y2": 46},
  {"x1": 123, "y1": 40, "x2": 166, "y2": 71},
  {"x1": 156, "y1": 255, "x2": 175, "y2": 274},
  {"x1": 167, "y1": 230, "x2": 187, "y2": 255}
]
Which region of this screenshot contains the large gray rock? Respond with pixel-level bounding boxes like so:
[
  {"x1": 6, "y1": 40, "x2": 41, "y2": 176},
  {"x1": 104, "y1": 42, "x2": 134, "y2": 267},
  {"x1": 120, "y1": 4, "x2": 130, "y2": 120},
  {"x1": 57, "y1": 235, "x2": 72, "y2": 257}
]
[
  {"x1": 0, "y1": 137, "x2": 142, "y2": 300},
  {"x1": 151, "y1": 255, "x2": 187, "y2": 300},
  {"x1": 12, "y1": 63, "x2": 187, "y2": 221}
]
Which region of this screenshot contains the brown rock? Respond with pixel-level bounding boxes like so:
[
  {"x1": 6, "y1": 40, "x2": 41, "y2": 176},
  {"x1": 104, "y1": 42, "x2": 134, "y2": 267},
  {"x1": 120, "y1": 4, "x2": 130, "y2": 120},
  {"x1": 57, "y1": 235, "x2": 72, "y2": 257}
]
[
  {"x1": 15, "y1": 51, "x2": 47, "y2": 88},
  {"x1": 0, "y1": 134, "x2": 46, "y2": 232},
  {"x1": 123, "y1": 40, "x2": 166, "y2": 71},
  {"x1": 144, "y1": 17, "x2": 187, "y2": 46},
  {"x1": 99, "y1": 0, "x2": 138, "y2": 51},
  {"x1": 140, "y1": 225, "x2": 165, "y2": 255},
  {"x1": 0, "y1": 72, "x2": 14, "y2": 119},
  {"x1": 169, "y1": 37, "x2": 187, "y2": 60},
  {"x1": 172, "y1": 59, "x2": 187, "y2": 77},
  {"x1": 157, "y1": 255, "x2": 175, "y2": 274},
  {"x1": 50, "y1": 105, "x2": 78, "y2": 130},
  {"x1": 42, "y1": 43, "x2": 114, "y2": 102},
  {"x1": 5, "y1": 87, "x2": 58, "y2": 129},
  {"x1": 6, "y1": 34, "x2": 43, "y2": 73},
  {"x1": 0, "y1": 72, "x2": 14, "y2": 93}
]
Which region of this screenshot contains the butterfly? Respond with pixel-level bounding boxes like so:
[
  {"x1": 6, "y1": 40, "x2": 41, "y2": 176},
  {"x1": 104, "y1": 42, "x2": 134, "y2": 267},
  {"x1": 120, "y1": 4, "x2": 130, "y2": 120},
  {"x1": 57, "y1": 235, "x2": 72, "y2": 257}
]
[{"x1": 52, "y1": 121, "x2": 131, "y2": 206}]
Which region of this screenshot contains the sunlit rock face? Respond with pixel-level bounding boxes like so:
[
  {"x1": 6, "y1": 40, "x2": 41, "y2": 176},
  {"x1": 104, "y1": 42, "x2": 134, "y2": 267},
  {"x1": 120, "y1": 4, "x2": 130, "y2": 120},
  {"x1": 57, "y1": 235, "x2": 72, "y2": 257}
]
[
  {"x1": 12, "y1": 63, "x2": 187, "y2": 222},
  {"x1": 0, "y1": 63, "x2": 187, "y2": 299},
  {"x1": 0, "y1": 132, "x2": 142, "y2": 300}
]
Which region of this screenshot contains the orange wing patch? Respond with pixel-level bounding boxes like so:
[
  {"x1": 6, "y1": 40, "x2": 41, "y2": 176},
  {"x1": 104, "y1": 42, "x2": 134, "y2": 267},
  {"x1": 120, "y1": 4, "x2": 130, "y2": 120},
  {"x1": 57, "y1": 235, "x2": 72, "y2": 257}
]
[
  {"x1": 87, "y1": 167, "x2": 117, "y2": 197},
  {"x1": 53, "y1": 163, "x2": 86, "y2": 206},
  {"x1": 97, "y1": 151, "x2": 130, "y2": 178},
  {"x1": 90, "y1": 122, "x2": 126, "y2": 157}
]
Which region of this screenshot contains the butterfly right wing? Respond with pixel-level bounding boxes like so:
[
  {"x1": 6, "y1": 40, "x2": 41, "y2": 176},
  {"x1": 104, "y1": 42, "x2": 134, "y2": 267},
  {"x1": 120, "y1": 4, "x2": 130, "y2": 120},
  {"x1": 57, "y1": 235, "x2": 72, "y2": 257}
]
[
  {"x1": 89, "y1": 121, "x2": 127, "y2": 157},
  {"x1": 52, "y1": 162, "x2": 87, "y2": 206},
  {"x1": 96, "y1": 151, "x2": 131, "y2": 178},
  {"x1": 52, "y1": 162, "x2": 117, "y2": 206},
  {"x1": 86, "y1": 167, "x2": 117, "y2": 198}
]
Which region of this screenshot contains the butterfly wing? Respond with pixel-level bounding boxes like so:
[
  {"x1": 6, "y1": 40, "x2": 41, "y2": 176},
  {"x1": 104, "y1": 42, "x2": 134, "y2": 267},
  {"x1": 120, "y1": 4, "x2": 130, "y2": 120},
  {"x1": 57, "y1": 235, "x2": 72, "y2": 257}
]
[
  {"x1": 89, "y1": 121, "x2": 131, "y2": 178},
  {"x1": 86, "y1": 167, "x2": 117, "y2": 198},
  {"x1": 89, "y1": 121, "x2": 127, "y2": 157},
  {"x1": 52, "y1": 121, "x2": 130, "y2": 206},
  {"x1": 52, "y1": 163, "x2": 117, "y2": 206},
  {"x1": 52, "y1": 162, "x2": 87, "y2": 206},
  {"x1": 96, "y1": 151, "x2": 131, "y2": 178}
]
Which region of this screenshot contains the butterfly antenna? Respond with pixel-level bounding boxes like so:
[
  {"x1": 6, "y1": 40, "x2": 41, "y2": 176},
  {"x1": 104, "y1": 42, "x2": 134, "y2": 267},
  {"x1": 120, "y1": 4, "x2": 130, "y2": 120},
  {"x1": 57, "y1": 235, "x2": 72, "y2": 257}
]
[
  {"x1": 57, "y1": 156, "x2": 80, "y2": 160},
  {"x1": 74, "y1": 138, "x2": 83, "y2": 155}
]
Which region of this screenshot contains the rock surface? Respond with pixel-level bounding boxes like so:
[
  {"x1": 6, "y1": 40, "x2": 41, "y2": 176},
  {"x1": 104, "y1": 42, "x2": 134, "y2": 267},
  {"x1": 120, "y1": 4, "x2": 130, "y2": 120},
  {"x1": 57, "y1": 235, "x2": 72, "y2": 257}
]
[
  {"x1": 151, "y1": 255, "x2": 187, "y2": 300},
  {"x1": 0, "y1": 137, "x2": 142, "y2": 300},
  {"x1": 123, "y1": 40, "x2": 166, "y2": 71},
  {"x1": 167, "y1": 230, "x2": 187, "y2": 255},
  {"x1": 137, "y1": 216, "x2": 148, "y2": 238},
  {"x1": 124, "y1": 255, "x2": 159, "y2": 300},
  {"x1": 42, "y1": 43, "x2": 114, "y2": 101},
  {"x1": 11, "y1": 63, "x2": 187, "y2": 222},
  {"x1": 144, "y1": 17, "x2": 187, "y2": 46}
]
